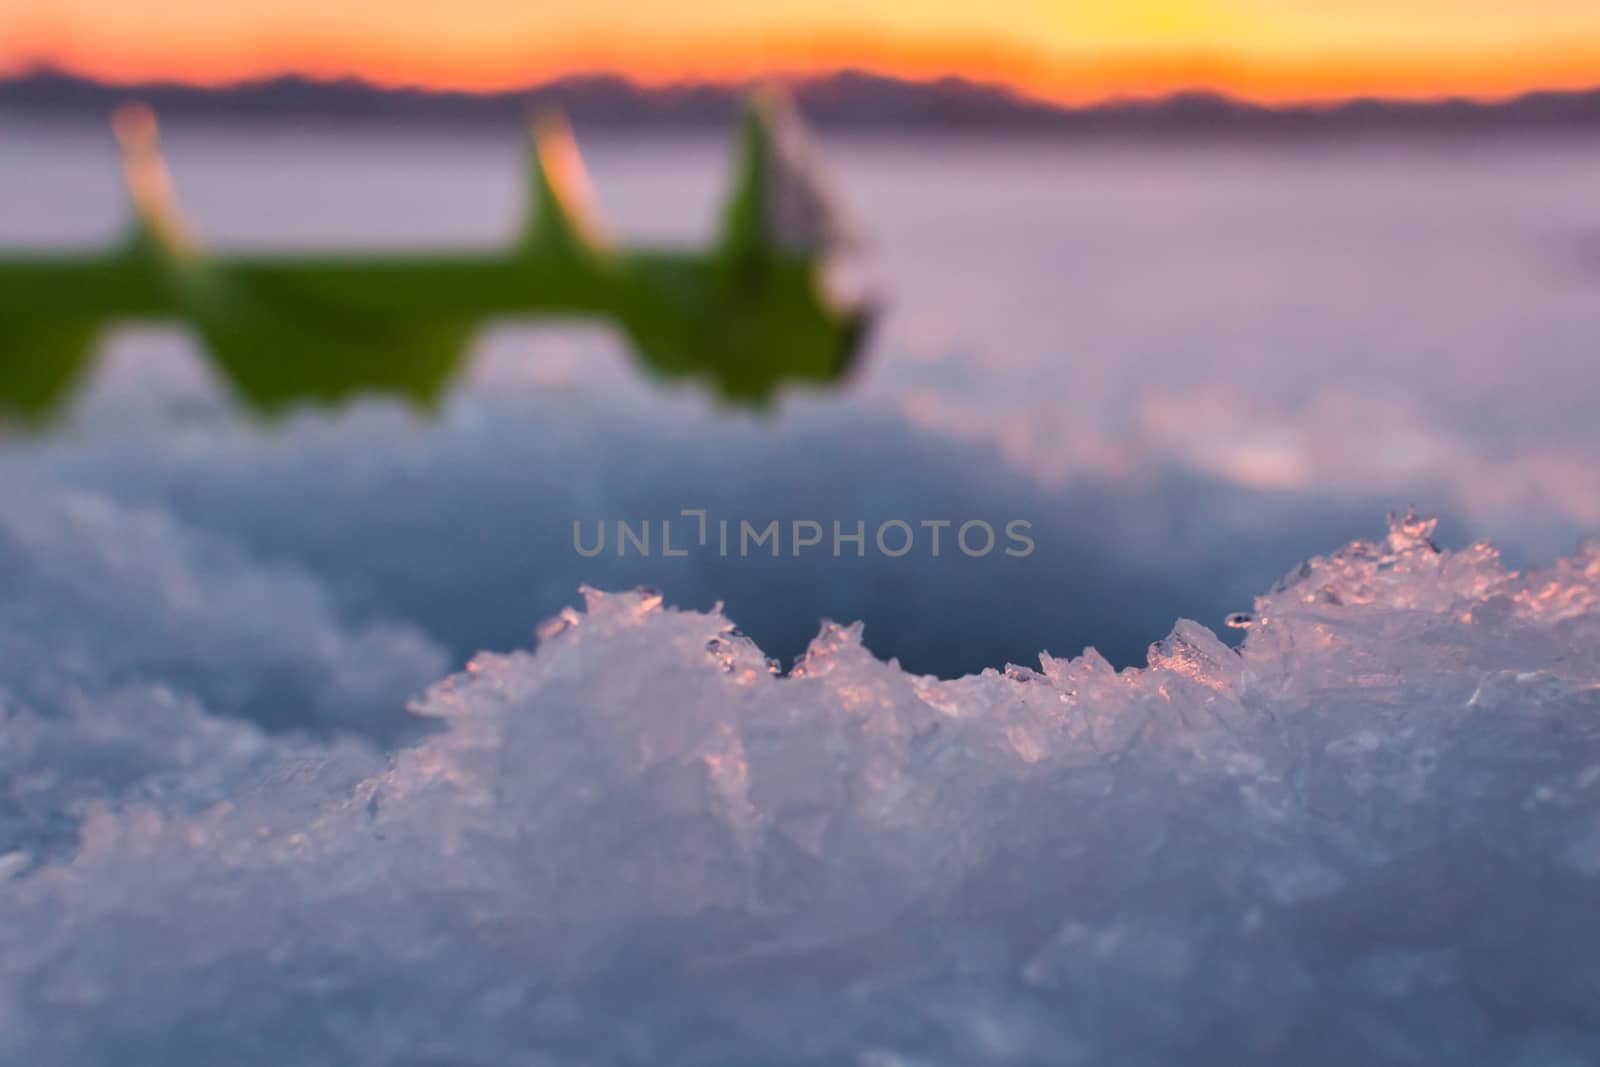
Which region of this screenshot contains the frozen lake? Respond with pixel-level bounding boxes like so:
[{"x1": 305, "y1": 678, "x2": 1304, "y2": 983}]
[{"x1": 6, "y1": 118, "x2": 1600, "y2": 1065}]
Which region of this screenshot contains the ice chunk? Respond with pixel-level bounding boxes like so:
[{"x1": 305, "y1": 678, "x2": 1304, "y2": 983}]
[{"x1": 1, "y1": 518, "x2": 1599, "y2": 1065}]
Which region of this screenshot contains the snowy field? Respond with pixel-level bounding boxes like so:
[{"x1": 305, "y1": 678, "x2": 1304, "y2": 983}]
[{"x1": 2, "y1": 122, "x2": 1600, "y2": 1063}]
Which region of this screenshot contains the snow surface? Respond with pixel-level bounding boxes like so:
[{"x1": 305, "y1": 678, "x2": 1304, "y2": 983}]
[
  {"x1": 0, "y1": 490, "x2": 442, "y2": 859},
  {"x1": 0, "y1": 491, "x2": 447, "y2": 738},
  {"x1": 3, "y1": 513, "x2": 1599, "y2": 1065}
]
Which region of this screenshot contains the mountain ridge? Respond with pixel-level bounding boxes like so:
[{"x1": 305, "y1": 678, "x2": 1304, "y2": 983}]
[{"x1": 5, "y1": 67, "x2": 1600, "y2": 134}]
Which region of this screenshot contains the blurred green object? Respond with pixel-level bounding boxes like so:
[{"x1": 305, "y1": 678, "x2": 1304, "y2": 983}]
[{"x1": 0, "y1": 89, "x2": 871, "y2": 419}]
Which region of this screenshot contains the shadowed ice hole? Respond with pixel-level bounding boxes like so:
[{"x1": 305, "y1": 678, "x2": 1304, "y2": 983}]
[{"x1": 3, "y1": 341, "x2": 1496, "y2": 692}]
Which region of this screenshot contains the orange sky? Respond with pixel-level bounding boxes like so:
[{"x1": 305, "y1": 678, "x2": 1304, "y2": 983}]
[{"x1": 4, "y1": 0, "x2": 1600, "y2": 105}]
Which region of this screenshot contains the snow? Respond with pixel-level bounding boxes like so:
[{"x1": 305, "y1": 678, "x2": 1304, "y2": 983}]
[
  {"x1": 0, "y1": 491, "x2": 440, "y2": 859},
  {"x1": 3, "y1": 514, "x2": 1599, "y2": 1064},
  {"x1": 0, "y1": 491, "x2": 447, "y2": 739}
]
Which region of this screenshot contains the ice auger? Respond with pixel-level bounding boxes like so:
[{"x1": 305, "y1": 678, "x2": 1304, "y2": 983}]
[{"x1": 0, "y1": 89, "x2": 871, "y2": 418}]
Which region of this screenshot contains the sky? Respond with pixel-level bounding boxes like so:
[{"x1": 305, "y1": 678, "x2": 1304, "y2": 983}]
[{"x1": 3, "y1": 0, "x2": 1600, "y2": 104}]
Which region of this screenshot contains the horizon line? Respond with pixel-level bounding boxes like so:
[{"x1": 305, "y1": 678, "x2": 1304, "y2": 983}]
[{"x1": 7, "y1": 60, "x2": 1600, "y2": 116}]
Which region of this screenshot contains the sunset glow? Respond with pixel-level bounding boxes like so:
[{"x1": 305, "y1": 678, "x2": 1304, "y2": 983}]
[{"x1": 3, "y1": 0, "x2": 1600, "y2": 104}]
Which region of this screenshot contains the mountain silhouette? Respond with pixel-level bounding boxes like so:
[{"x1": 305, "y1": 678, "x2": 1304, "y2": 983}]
[{"x1": 5, "y1": 67, "x2": 1600, "y2": 134}]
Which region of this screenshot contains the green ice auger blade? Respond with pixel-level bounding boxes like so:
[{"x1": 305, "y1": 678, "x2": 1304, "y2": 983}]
[{"x1": 0, "y1": 91, "x2": 873, "y2": 420}]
